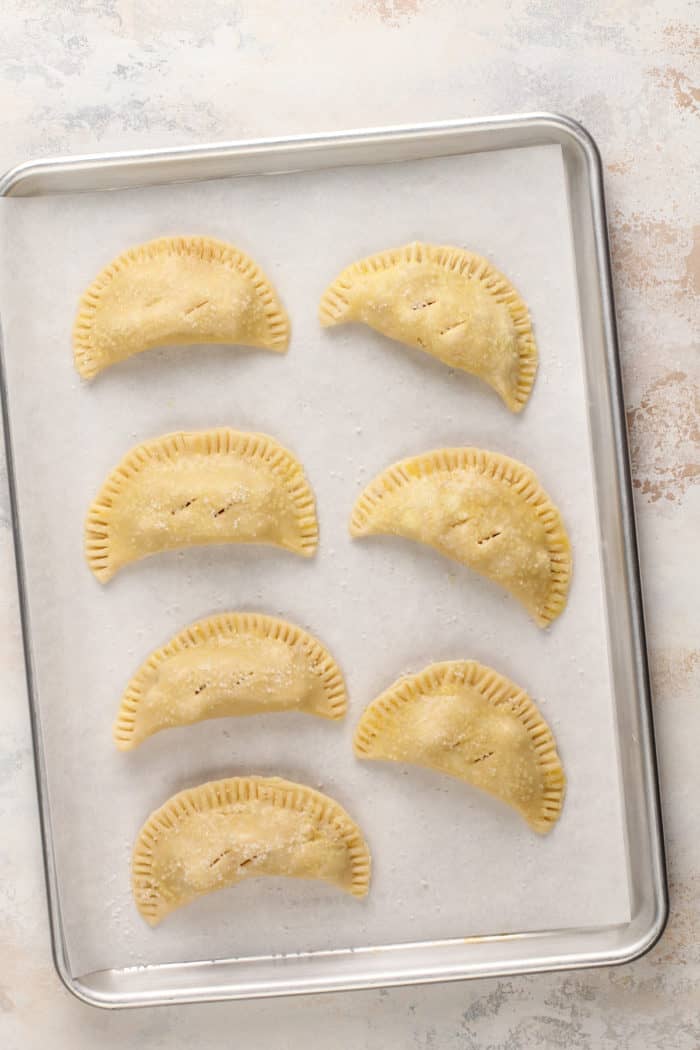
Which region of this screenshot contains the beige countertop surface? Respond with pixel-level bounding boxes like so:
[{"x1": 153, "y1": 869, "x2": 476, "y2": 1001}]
[{"x1": 0, "y1": 2, "x2": 697, "y2": 1047}]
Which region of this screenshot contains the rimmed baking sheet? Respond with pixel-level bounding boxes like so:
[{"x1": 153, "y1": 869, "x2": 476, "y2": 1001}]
[{"x1": 0, "y1": 115, "x2": 666, "y2": 1006}]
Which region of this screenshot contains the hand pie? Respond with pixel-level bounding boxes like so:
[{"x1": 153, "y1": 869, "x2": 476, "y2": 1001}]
[
  {"x1": 85, "y1": 428, "x2": 318, "y2": 581},
  {"x1": 115, "y1": 612, "x2": 347, "y2": 749},
  {"x1": 73, "y1": 235, "x2": 289, "y2": 378},
  {"x1": 351, "y1": 447, "x2": 571, "y2": 627},
  {"x1": 133, "y1": 776, "x2": 371, "y2": 925},
  {"x1": 354, "y1": 661, "x2": 565, "y2": 834},
  {"x1": 319, "y1": 242, "x2": 537, "y2": 412}
]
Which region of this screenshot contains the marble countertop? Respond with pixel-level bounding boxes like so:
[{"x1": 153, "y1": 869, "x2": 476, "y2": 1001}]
[{"x1": 0, "y1": 3, "x2": 697, "y2": 1047}]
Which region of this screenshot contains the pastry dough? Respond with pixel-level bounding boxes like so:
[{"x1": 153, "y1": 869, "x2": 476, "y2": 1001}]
[
  {"x1": 115, "y1": 613, "x2": 347, "y2": 749},
  {"x1": 133, "y1": 776, "x2": 371, "y2": 924},
  {"x1": 86, "y1": 428, "x2": 318, "y2": 581},
  {"x1": 74, "y1": 236, "x2": 289, "y2": 378},
  {"x1": 354, "y1": 661, "x2": 565, "y2": 834},
  {"x1": 350, "y1": 447, "x2": 571, "y2": 627},
  {"x1": 319, "y1": 242, "x2": 537, "y2": 412}
]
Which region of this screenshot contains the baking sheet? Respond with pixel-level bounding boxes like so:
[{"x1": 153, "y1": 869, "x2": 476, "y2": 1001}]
[{"x1": 0, "y1": 143, "x2": 629, "y2": 978}]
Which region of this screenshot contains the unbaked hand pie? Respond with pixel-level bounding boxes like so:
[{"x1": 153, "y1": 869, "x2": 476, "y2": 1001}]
[
  {"x1": 73, "y1": 236, "x2": 289, "y2": 378},
  {"x1": 350, "y1": 447, "x2": 571, "y2": 627},
  {"x1": 319, "y1": 242, "x2": 537, "y2": 412},
  {"x1": 354, "y1": 661, "x2": 565, "y2": 834},
  {"x1": 133, "y1": 776, "x2": 371, "y2": 925},
  {"x1": 114, "y1": 612, "x2": 346, "y2": 749},
  {"x1": 85, "y1": 428, "x2": 318, "y2": 581}
]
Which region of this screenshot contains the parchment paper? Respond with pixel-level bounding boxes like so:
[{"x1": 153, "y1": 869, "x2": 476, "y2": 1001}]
[{"x1": 0, "y1": 144, "x2": 630, "y2": 977}]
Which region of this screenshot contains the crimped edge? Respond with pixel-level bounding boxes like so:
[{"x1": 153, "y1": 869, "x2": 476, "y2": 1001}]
[
  {"x1": 350, "y1": 446, "x2": 571, "y2": 627},
  {"x1": 73, "y1": 235, "x2": 290, "y2": 379},
  {"x1": 319, "y1": 241, "x2": 537, "y2": 412},
  {"x1": 353, "y1": 660, "x2": 565, "y2": 835},
  {"x1": 114, "y1": 612, "x2": 347, "y2": 749},
  {"x1": 85, "y1": 428, "x2": 318, "y2": 583},
  {"x1": 132, "y1": 776, "x2": 371, "y2": 924}
]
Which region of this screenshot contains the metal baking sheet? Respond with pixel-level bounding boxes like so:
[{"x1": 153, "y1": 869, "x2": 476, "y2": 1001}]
[{"x1": 0, "y1": 115, "x2": 666, "y2": 1007}]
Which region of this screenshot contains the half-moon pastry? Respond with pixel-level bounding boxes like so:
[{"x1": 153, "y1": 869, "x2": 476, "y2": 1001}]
[
  {"x1": 354, "y1": 660, "x2": 564, "y2": 834},
  {"x1": 86, "y1": 428, "x2": 318, "y2": 581},
  {"x1": 133, "y1": 776, "x2": 371, "y2": 925},
  {"x1": 320, "y1": 242, "x2": 536, "y2": 411},
  {"x1": 74, "y1": 236, "x2": 289, "y2": 378},
  {"x1": 350, "y1": 447, "x2": 571, "y2": 627},
  {"x1": 114, "y1": 613, "x2": 346, "y2": 749}
]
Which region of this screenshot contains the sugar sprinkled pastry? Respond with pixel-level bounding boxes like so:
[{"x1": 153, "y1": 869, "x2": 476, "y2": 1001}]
[
  {"x1": 354, "y1": 660, "x2": 565, "y2": 834},
  {"x1": 133, "y1": 776, "x2": 371, "y2": 925},
  {"x1": 350, "y1": 447, "x2": 571, "y2": 627},
  {"x1": 114, "y1": 612, "x2": 346, "y2": 750},
  {"x1": 319, "y1": 242, "x2": 537, "y2": 412},
  {"x1": 85, "y1": 428, "x2": 318, "y2": 582},
  {"x1": 73, "y1": 236, "x2": 289, "y2": 378}
]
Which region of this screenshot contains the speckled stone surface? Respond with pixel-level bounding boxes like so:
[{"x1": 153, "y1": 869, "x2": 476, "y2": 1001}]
[{"x1": 0, "y1": 2, "x2": 697, "y2": 1047}]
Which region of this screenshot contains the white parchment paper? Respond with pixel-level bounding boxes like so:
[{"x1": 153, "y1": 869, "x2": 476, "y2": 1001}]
[{"x1": 0, "y1": 144, "x2": 629, "y2": 977}]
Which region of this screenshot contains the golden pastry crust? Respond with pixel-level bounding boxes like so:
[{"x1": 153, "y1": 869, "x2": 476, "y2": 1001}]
[
  {"x1": 354, "y1": 661, "x2": 565, "y2": 834},
  {"x1": 133, "y1": 776, "x2": 371, "y2": 925},
  {"x1": 350, "y1": 447, "x2": 571, "y2": 627},
  {"x1": 74, "y1": 235, "x2": 289, "y2": 379},
  {"x1": 85, "y1": 428, "x2": 318, "y2": 582},
  {"x1": 114, "y1": 612, "x2": 347, "y2": 749},
  {"x1": 319, "y1": 242, "x2": 537, "y2": 412}
]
